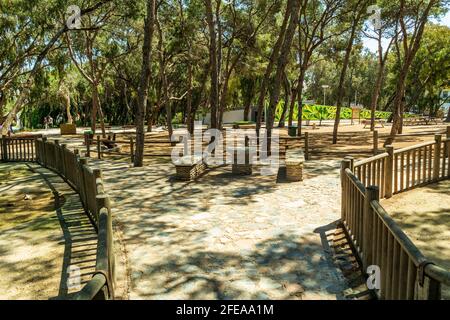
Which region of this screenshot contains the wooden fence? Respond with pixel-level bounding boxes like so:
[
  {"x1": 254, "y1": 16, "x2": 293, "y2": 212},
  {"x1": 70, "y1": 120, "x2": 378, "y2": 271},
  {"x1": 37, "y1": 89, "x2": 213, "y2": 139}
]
[
  {"x1": 1, "y1": 134, "x2": 42, "y2": 162},
  {"x1": 32, "y1": 137, "x2": 115, "y2": 300},
  {"x1": 341, "y1": 128, "x2": 450, "y2": 300},
  {"x1": 355, "y1": 128, "x2": 450, "y2": 198}
]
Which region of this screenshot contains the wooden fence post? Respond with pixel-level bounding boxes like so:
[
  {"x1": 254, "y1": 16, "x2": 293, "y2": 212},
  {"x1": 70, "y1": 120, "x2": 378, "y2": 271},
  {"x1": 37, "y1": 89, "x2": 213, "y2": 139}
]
[
  {"x1": 42, "y1": 137, "x2": 48, "y2": 167},
  {"x1": 385, "y1": 145, "x2": 394, "y2": 199},
  {"x1": 346, "y1": 156, "x2": 355, "y2": 171},
  {"x1": 84, "y1": 133, "x2": 91, "y2": 158},
  {"x1": 433, "y1": 134, "x2": 442, "y2": 181},
  {"x1": 54, "y1": 139, "x2": 60, "y2": 171},
  {"x1": 130, "y1": 137, "x2": 135, "y2": 163},
  {"x1": 373, "y1": 130, "x2": 379, "y2": 155},
  {"x1": 416, "y1": 266, "x2": 441, "y2": 300},
  {"x1": 61, "y1": 144, "x2": 67, "y2": 179},
  {"x1": 1, "y1": 135, "x2": 7, "y2": 161},
  {"x1": 79, "y1": 157, "x2": 88, "y2": 210},
  {"x1": 340, "y1": 159, "x2": 352, "y2": 221},
  {"x1": 304, "y1": 132, "x2": 310, "y2": 160},
  {"x1": 447, "y1": 127, "x2": 450, "y2": 178},
  {"x1": 363, "y1": 186, "x2": 379, "y2": 269},
  {"x1": 97, "y1": 135, "x2": 101, "y2": 159}
]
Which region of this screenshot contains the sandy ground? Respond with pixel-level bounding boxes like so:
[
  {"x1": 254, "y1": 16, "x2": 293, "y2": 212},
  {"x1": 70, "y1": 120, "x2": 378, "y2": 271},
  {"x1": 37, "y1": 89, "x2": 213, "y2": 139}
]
[
  {"x1": 382, "y1": 180, "x2": 450, "y2": 299},
  {"x1": 381, "y1": 180, "x2": 450, "y2": 268},
  {"x1": 0, "y1": 163, "x2": 97, "y2": 299}
]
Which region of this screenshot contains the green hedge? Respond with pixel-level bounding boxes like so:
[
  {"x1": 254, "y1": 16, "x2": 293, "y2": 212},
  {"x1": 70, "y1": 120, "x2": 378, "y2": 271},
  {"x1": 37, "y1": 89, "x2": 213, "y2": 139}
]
[{"x1": 274, "y1": 102, "x2": 392, "y2": 122}]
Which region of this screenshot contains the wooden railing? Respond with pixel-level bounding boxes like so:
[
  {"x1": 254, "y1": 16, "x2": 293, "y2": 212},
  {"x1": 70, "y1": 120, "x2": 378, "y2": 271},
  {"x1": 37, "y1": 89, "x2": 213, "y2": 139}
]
[
  {"x1": 341, "y1": 129, "x2": 450, "y2": 300},
  {"x1": 34, "y1": 137, "x2": 115, "y2": 300},
  {"x1": 1, "y1": 134, "x2": 42, "y2": 162},
  {"x1": 354, "y1": 128, "x2": 450, "y2": 199}
]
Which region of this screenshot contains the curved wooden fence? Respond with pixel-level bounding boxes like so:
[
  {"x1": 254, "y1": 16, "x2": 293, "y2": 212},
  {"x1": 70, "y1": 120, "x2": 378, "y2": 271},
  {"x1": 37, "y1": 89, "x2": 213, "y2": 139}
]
[
  {"x1": 35, "y1": 137, "x2": 116, "y2": 300},
  {"x1": 341, "y1": 128, "x2": 450, "y2": 300},
  {"x1": 1, "y1": 135, "x2": 115, "y2": 300}
]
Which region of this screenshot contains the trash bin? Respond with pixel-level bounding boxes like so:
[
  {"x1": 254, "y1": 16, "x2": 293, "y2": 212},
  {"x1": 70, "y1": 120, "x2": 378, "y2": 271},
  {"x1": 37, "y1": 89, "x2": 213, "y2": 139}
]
[{"x1": 288, "y1": 126, "x2": 297, "y2": 137}]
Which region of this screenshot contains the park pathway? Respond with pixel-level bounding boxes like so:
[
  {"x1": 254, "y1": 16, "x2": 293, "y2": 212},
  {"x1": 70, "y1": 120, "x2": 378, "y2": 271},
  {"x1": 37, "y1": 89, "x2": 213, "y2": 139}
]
[{"x1": 92, "y1": 158, "x2": 364, "y2": 300}]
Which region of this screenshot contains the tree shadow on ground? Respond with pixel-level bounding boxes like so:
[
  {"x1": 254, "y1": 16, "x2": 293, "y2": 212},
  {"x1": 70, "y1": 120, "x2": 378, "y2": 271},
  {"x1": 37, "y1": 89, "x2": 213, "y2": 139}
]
[
  {"x1": 0, "y1": 163, "x2": 97, "y2": 300},
  {"x1": 29, "y1": 165, "x2": 98, "y2": 300},
  {"x1": 132, "y1": 229, "x2": 350, "y2": 300}
]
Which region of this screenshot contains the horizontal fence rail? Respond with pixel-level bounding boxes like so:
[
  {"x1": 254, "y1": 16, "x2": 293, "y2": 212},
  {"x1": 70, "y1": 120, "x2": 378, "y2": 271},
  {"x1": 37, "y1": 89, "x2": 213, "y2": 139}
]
[
  {"x1": 341, "y1": 128, "x2": 450, "y2": 300},
  {"x1": 355, "y1": 130, "x2": 450, "y2": 199},
  {"x1": 28, "y1": 137, "x2": 115, "y2": 300}
]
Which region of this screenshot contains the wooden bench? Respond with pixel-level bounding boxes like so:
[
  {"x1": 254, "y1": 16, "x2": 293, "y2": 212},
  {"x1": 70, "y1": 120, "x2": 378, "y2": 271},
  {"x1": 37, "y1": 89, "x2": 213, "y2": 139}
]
[
  {"x1": 362, "y1": 119, "x2": 385, "y2": 129},
  {"x1": 174, "y1": 155, "x2": 206, "y2": 181},
  {"x1": 285, "y1": 148, "x2": 305, "y2": 182}
]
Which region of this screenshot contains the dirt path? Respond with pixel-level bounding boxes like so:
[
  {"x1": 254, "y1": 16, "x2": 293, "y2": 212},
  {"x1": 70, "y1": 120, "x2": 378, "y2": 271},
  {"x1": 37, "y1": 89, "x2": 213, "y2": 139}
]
[{"x1": 0, "y1": 163, "x2": 96, "y2": 299}]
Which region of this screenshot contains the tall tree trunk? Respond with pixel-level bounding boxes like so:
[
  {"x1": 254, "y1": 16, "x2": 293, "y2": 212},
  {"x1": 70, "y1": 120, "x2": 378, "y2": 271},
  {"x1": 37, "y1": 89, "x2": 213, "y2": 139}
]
[
  {"x1": 296, "y1": 68, "x2": 306, "y2": 136},
  {"x1": 134, "y1": 0, "x2": 156, "y2": 167},
  {"x1": 332, "y1": 2, "x2": 366, "y2": 144},
  {"x1": 146, "y1": 100, "x2": 153, "y2": 132},
  {"x1": 0, "y1": 93, "x2": 5, "y2": 120},
  {"x1": 205, "y1": 0, "x2": 219, "y2": 129},
  {"x1": 385, "y1": 0, "x2": 437, "y2": 146},
  {"x1": 186, "y1": 62, "x2": 194, "y2": 133},
  {"x1": 63, "y1": 91, "x2": 73, "y2": 124},
  {"x1": 266, "y1": 0, "x2": 300, "y2": 153},
  {"x1": 255, "y1": 0, "x2": 292, "y2": 136},
  {"x1": 370, "y1": 31, "x2": 389, "y2": 131},
  {"x1": 91, "y1": 83, "x2": 105, "y2": 136},
  {"x1": 287, "y1": 86, "x2": 297, "y2": 127},
  {"x1": 242, "y1": 79, "x2": 255, "y2": 122},
  {"x1": 278, "y1": 71, "x2": 290, "y2": 128},
  {"x1": 155, "y1": 13, "x2": 173, "y2": 138}
]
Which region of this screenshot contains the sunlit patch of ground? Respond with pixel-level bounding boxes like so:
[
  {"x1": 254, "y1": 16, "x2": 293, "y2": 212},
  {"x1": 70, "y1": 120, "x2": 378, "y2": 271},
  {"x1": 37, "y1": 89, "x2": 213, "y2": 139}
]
[
  {"x1": 382, "y1": 180, "x2": 450, "y2": 299},
  {"x1": 0, "y1": 163, "x2": 64, "y2": 299},
  {"x1": 0, "y1": 163, "x2": 97, "y2": 300}
]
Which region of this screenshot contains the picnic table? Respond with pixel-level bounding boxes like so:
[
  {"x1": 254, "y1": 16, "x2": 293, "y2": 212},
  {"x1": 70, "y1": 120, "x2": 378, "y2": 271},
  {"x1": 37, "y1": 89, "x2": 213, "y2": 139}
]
[
  {"x1": 362, "y1": 118, "x2": 386, "y2": 129},
  {"x1": 403, "y1": 116, "x2": 441, "y2": 126}
]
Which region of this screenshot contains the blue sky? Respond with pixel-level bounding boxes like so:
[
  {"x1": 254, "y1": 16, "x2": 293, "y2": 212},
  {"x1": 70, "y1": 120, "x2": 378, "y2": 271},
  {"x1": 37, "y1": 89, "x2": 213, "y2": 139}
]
[{"x1": 363, "y1": 10, "x2": 450, "y2": 52}]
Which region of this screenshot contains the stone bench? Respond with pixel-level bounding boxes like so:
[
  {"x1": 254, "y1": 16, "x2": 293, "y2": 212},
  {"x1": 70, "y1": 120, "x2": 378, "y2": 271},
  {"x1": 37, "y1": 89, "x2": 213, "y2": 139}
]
[
  {"x1": 174, "y1": 155, "x2": 206, "y2": 181},
  {"x1": 285, "y1": 149, "x2": 305, "y2": 182}
]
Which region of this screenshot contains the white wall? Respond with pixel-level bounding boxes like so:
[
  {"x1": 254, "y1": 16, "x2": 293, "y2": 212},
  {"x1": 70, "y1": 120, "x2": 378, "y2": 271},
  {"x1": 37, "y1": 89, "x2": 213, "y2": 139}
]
[{"x1": 203, "y1": 109, "x2": 250, "y2": 125}]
